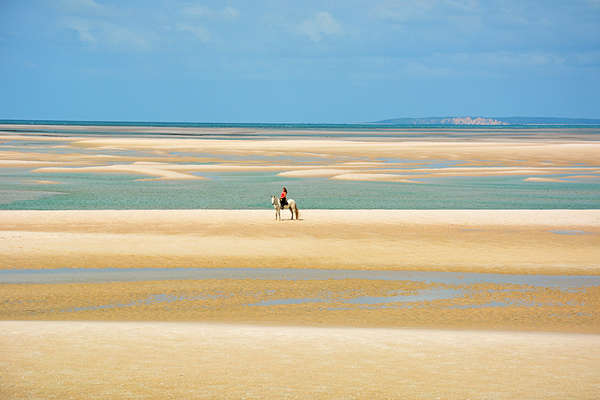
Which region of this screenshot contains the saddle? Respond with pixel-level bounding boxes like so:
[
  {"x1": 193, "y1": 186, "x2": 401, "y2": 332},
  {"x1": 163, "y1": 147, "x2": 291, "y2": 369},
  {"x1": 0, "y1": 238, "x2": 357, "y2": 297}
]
[{"x1": 280, "y1": 198, "x2": 288, "y2": 207}]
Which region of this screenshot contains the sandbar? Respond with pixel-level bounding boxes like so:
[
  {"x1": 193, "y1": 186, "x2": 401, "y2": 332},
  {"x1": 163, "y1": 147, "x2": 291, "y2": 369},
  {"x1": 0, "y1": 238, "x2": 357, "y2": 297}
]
[
  {"x1": 67, "y1": 137, "x2": 600, "y2": 165},
  {"x1": 3, "y1": 132, "x2": 600, "y2": 182},
  {"x1": 1, "y1": 210, "x2": 598, "y2": 274},
  {"x1": 525, "y1": 177, "x2": 570, "y2": 183},
  {"x1": 331, "y1": 173, "x2": 421, "y2": 182},
  {"x1": 5, "y1": 132, "x2": 600, "y2": 166}
]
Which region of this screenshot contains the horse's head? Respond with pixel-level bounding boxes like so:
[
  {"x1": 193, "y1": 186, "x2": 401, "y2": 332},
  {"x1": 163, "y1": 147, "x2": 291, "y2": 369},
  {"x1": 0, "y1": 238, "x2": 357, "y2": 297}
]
[{"x1": 270, "y1": 195, "x2": 276, "y2": 205}]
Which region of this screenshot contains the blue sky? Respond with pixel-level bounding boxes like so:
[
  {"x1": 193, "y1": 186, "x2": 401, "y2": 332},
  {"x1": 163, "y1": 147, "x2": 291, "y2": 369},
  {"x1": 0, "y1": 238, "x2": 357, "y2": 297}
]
[{"x1": 1, "y1": 0, "x2": 599, "y2": 122}]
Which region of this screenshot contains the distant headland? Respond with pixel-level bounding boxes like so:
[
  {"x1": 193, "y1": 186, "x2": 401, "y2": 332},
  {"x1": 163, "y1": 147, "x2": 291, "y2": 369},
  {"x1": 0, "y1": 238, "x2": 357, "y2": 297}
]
[{"x1": 372, "y1": 116, "x2": 600, "y2": 125}]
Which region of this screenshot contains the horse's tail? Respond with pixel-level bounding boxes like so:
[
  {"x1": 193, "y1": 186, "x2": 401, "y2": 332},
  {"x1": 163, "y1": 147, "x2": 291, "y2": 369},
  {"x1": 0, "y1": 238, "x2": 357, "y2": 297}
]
[{"x1": 295, "y1": 203, "x2": 300, "y2": 220}]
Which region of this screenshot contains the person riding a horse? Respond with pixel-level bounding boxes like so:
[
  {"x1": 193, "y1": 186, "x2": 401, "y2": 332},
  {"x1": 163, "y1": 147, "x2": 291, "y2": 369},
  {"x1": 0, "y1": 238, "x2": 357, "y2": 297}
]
[{"x1": 271, "y1": 188, "x2": 298, "y2": 220}]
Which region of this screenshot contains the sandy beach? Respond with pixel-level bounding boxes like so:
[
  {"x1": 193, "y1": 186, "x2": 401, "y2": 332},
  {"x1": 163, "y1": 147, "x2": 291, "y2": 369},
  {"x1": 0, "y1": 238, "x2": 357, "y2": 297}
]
[
  {"x1": 5, "y1": 0, "x2": 600, "y2": 394},
  {"x1": 2, "y1": 209, "x2": 599, "y2": 335},
  {"x1": 2, "y1": 126, "x2": 599, "y2": 399},
  {"x1": 2, "y1": 321, "x2": 599, "y2": 399},
  {"x1": 1, "y1": 209, "x2": 598, "y2": 274}
]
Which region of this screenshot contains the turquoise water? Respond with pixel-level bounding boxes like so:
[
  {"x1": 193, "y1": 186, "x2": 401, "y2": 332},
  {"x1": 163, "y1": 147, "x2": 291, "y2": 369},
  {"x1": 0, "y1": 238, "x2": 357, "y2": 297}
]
[
  {"x1": 1, "y1": 121, "x2": 599, "y2": 209},
  {"x1": 3, "y1": 119, "x2": 600, "y2": 130},
  {"x1": 3, "y1": 120, "x2": 600, "y2": 140},
  {"x1": 1, "y1": 169, "x2": 599, "y2": 209}
]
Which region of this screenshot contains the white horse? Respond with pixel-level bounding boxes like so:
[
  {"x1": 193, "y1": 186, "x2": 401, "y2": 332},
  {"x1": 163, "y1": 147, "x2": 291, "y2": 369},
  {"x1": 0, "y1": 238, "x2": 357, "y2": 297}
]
[{"x1": 271, "y1": 195, "x2": 300, "y2": 220}]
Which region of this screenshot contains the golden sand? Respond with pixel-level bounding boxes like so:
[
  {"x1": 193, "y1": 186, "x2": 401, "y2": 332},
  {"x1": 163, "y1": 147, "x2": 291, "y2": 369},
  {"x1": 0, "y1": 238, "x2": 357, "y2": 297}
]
[
  {"x1": 2, "y1": 128, "x2": 599, "y2": 398},
  {"x1": 1, "y1": 321, "x2": 599, "y2": 399},
  {"x1": 1, "y1": 210, "x2": 598, "y2": 274},
  {"x1": 65, "y1": 137, "x2": 600, "y2": 166},
  {"x1": 29, "y1": 162, "x2": 600, "y2": 181},
  {"x1": 3, "y1": 130, "x2": 600, "y2": 181},
  {"x1": 2, "y1": 209, "x2": 598, "y2": 333},
  {"x1": 524, "y1": 177, "x2": 569, "y2": 183}
]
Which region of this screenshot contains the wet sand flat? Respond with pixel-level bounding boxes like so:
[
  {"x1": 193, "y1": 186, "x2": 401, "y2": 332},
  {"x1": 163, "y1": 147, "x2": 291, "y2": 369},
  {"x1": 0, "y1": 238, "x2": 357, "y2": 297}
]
[
  {"x1": 2, "y1": 277, "x2": 599, "y2": 333},
  {"x1": 1, "y1": 210, "x2": 599, "y2": 274},
  {"x1": 1, "y1": 321, "x2": 599, "y2": 399}
]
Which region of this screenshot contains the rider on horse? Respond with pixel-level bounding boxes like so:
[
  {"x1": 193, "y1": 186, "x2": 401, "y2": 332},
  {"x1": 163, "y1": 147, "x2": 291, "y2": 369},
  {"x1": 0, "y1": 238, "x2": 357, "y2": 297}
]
[
  {"x1": 280, "y1": 187, "x2": 288, "y2": 207},
  {"x1": 271, "y1": 187, "x2": 298, "y2": 220}
]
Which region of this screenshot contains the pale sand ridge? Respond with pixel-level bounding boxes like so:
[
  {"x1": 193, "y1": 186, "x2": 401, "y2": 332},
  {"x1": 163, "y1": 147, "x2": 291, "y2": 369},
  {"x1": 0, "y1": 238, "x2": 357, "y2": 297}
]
[
  {"x1": 331, "y1": 173, "x2": 421, "y2": 182},
  {"x1": 525, "y1": 177, "x2": 570, "y2": 183},
  {"x1": 68, "y1": 137, "x2": 600, "y2": 165},
  {"x1": 1, "y1": 210, "x2": 598, "y2": 274},
  {"x1": 3, "y1": 132, "x2": 599, "y2": 181}
]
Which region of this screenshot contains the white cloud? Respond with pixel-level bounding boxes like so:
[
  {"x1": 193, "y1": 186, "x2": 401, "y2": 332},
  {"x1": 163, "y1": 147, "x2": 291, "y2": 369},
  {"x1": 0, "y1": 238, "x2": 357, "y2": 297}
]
[
  {"x1": 445, "y1": 0, "x2": 479, "y2": 11},
  {"x1": 181, "y1": 5, "x2": 240, "y2": 20},
  {"x1": 182, "y1": 5, "x2": 212, "y2": 17},
  {"x1": 176, "y1": 4, "x2": 240, "y2": 42},
  {"x1": 372, "y1": 0, "x2": 434, "y2": 21},
  {"x1": 372, "y1": 0, "x2": 479, "y2": 22},
  {"x1": 61, "y1": 17, "x2": 152, "y2": 50},
  {"x1": 63, "y1": 17, "x2": 96, "y2": 43},
  {"x1": 102, "y1": 23, "x2": 151, "y2": 50},
  {"x1": 222, "y1": 6, "x2": 240, "y2": 20},
  {"x1": 59, "y1": 0, "x2": 111, "y2": 16},
  {"x1": 298, "y1": 12, "x2": 342, "y2": 42},
  {"x1": 176, "y1": 23, "x2": 211, "y2": 42},
  {"x1": 57, "y1": 1, "x2": 155, "y2": 51}
]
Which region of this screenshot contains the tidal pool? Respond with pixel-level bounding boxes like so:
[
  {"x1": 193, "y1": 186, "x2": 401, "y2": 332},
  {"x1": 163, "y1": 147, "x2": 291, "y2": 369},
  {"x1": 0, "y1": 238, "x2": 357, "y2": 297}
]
[
  {"x1": 2, "y1": 267, "x2": 599, "y2": 288},
  {"x1": 3, "y1": 268, "x2": 597, "y2": 316}
]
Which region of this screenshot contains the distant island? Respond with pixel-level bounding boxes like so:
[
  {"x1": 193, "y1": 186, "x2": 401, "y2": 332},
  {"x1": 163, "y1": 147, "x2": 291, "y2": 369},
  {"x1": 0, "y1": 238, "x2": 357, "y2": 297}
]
[{"x1": 372, "y1": 116, "x2": 600, "y2": 125}]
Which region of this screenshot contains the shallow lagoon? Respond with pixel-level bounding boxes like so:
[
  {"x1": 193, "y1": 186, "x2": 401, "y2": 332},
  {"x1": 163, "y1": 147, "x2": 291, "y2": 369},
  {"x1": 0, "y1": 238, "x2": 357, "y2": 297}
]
[
  {"x1": 2, "y1": 170, "x2": 600, "y2": 209},
  {"x1": 2, "y1": 122, "x2": 600, "y2": 209}
]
